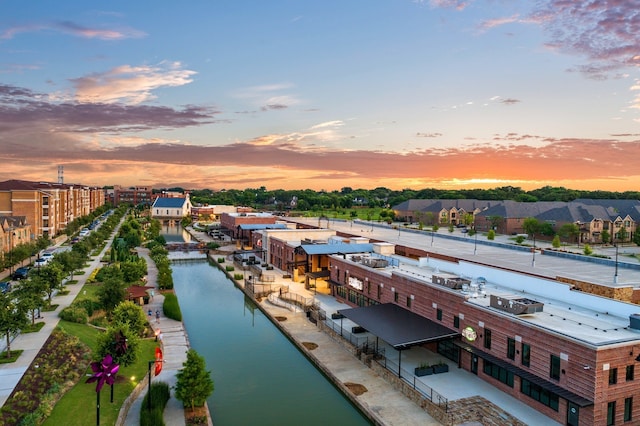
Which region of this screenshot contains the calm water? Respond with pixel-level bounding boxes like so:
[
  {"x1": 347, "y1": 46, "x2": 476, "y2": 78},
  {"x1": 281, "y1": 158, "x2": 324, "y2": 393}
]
[{"x1": 172, "y1": 262, "x2": 371, "y2": 425}]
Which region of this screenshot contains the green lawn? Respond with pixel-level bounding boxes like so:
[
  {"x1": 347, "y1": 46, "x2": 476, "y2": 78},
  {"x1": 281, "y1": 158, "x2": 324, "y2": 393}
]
[{"x1": 43, "y1": 329, "x2": 158, "y2": 426}]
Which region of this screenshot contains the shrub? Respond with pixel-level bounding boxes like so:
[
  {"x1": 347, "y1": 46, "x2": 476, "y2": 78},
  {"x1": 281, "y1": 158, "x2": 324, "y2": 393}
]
[
  {"x1": 487, "y1": 230, "x2": 495, "y2": 240},
  {"x1": 583, "y1": 244, "x2": 593, "y2": 255},
  {"x1": 59, "y1": 306, "x2": 88, "y2": 324},
  {"x1": 76, "y1": 299, "x2": 101, "y2": 317},
  {"x1": 225, "y1": 265, "x2": 234, "y2": 272},
  {"x1": 140, "y1": 381, "x2": 170, "y2": 426},
  {"x1": 163, "y1": 293, "x2": 182, "y2": 321},
  {"x1": 217, "y1": 257, "x2": 225, "y2": 263},
  {"x1": 233, "y1": 273, "x2": 244, "y2": 280}
]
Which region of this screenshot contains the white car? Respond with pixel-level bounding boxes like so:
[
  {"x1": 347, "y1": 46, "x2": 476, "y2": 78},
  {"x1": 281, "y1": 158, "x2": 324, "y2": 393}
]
[
  {"x1": 34, "y1": 258, "x2": 48, "y2": 267},
  {"x1": 79, "y1": 229, "x2": 90, "y2": 237}
]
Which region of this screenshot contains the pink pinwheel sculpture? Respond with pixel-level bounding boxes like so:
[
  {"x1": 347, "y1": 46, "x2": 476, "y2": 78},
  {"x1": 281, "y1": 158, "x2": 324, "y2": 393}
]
[{"x1": 86, "y1": 354, "x2": 120, "y2": 392}]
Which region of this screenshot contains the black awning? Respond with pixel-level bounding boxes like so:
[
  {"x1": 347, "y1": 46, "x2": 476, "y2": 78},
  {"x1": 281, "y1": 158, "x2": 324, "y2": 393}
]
[
  {"x1": 338, "y1": 303, "x2": 459, "y2": 350},
  {"x1": 306, "y1": 270, "x2": 331, "y2": 279},
  {"x1": 455, "y1": 342, "x2": 593, "y2": 408}
]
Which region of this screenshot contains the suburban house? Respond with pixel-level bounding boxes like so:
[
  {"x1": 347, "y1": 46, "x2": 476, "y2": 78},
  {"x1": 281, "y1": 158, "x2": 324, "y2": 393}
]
[
  {"x1": 0, "y1": 216, "x2": 31, "y2": 254},
  {"x1": 394, "y1": 199, "x2": 640, "y2": 244}
]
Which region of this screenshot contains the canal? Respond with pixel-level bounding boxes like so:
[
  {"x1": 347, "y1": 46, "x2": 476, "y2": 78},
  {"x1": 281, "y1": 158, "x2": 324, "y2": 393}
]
[{"x1": 172, "y1": 261, "x2": 371, "y2": 425}]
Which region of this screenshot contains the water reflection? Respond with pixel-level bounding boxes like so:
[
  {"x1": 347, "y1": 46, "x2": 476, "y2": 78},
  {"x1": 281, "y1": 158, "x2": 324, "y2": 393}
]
[
  {"x1": 161, "y1": 224, "x2": 191, "y2": 243},
  {"x1": 172, "y1": 261, "x2": 371, "y2": 426}
]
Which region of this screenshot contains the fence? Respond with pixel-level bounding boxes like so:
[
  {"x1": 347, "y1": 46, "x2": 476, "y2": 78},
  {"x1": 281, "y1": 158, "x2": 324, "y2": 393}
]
[{"x1": 378, "y1": 356, "x2": 448, "y2": 411}]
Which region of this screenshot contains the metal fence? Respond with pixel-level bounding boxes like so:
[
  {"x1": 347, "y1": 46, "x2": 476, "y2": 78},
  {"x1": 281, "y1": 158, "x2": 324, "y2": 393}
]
[{"x1": 377, "y1": 356, "x2": 448, "y2": 412}]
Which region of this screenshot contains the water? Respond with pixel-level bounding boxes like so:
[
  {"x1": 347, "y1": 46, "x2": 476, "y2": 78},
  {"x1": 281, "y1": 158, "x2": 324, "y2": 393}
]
[{"x1": 173, "y1": 262, "x2": 371, "y2": 425}]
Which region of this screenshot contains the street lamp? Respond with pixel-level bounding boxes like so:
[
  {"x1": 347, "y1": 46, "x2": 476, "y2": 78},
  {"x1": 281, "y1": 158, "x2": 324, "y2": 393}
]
[
  {"x1": 531, "y1": 234, "x2": 536, "y2": 267},
  {"x1": 431, "y1": 230, "x2": 434, "y2": 246},
  {"x1": 474, "y1": 231, "x2": 478, "y2": 255},
  {"x1": 614, "y1": 243, "x2": 619, "y2": 284}
]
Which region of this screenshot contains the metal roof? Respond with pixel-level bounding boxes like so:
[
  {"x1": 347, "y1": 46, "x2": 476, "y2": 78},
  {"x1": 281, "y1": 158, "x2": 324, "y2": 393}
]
[
  {"x1": 238, "y1": 224, "x2": 287, "y2": 230},
  {"x1": 297, "y1": 243, "x2": 373, "y2": 255},
  {"x1": 152, "y1": 197, "x2": 187, "y2": 208},
  {"x1": 338, "y1": 303, "x2": 459, "y2": 349}
]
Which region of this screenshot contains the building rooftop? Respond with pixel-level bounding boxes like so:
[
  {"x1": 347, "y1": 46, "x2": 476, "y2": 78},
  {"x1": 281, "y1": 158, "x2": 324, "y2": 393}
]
[{"x1": 333, "y1": 251, "x2": 640, "y2": 348}]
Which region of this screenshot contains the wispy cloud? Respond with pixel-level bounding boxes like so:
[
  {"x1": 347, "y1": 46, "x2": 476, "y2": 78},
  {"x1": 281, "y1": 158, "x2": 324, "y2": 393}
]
[
  {"x1": 531, "y1": 0, "x2": 640, "y2": 79},
  {"x1": 0, "y1": 21, "x2": 146, "y2": 40},
  {"x1": 70, "y1": 62, "x2": 196, "y2": 104},
  {"x1": 233, "y1": 83, "x2": 301, "y2": 110}
]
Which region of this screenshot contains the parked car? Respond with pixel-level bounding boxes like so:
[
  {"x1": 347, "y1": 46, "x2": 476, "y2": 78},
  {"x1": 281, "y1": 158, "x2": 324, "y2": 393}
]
[
  {"x1": 70, "y1": 237, "x2": 80, "y2": 244},
  {"x1": 34, "y1": 258, "x2": 48, "y2": 267},
  {"x1": 12, "y1": 266, "x2": 31, "y2": 280},
  {"x1": 0, "y1": 281, "x2": 11, "y2": 294},
  {"x1": 41, "y1": 252, "x2": 54, "y2": 262},
  {"x1": 79, "y1": 229, "x2": 90, "y2": 237}
]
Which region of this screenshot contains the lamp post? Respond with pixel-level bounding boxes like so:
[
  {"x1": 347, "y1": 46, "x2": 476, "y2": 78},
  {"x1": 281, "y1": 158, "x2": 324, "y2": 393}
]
[
  {"x1": 431, "y1": 230, "x2": 434, "y2": 246},
  {"x1": 474, "y1": 231, "x2": 478, "y2": 255},
  {"x1": 531, "y1": 234, "x2": 536, "y2": 268},
  {"x1": 614, "y1": 243, "x2": 619, "y2": 284}
]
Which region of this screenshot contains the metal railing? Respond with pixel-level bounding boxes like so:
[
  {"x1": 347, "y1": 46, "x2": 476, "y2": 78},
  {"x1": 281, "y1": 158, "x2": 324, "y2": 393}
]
[{"x1": 377, "y1": 357, "x2": 448, "y2": 412}]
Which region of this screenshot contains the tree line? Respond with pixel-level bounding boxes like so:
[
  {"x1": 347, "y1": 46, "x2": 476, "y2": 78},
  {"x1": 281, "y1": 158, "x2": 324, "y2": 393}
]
[{"x1": 154, "y1": 185, "x2": 640, "y2": 211}]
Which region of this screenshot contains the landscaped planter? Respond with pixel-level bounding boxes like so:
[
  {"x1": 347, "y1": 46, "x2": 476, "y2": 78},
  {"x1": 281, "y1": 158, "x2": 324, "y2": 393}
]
[
  {"x1": 432, "y1": 364, "x2": 449, "y2": 374},
  {"x1": 415, "y1": 366, "x2": 433, "y2": 377}
]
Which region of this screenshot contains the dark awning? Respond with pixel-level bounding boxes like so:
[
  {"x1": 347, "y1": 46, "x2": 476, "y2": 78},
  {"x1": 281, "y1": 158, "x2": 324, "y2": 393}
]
[
  {"x1": 306, "y1": 270, "x2": 331, "y2": 279},
  {"x1": 454, "y1": 342, "x2": 593, "y2": 408},
  {"x1": 338, "y1": 303, "x2": 459, "y2": 350}
]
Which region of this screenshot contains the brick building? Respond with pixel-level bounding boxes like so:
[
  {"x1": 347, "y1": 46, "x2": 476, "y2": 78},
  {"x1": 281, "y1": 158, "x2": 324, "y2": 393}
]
[
  {"x1": 0, "y1": 180, "x2": 105, "y2": 238},
  {"x1": 325, "y1": 248, "x2": 640, "y2": 426}
]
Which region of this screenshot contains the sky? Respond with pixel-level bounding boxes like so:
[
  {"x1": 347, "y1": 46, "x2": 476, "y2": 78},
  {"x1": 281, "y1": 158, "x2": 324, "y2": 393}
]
[{"x1": 1, "y1": 1, "x2": 640, "y2": 192}]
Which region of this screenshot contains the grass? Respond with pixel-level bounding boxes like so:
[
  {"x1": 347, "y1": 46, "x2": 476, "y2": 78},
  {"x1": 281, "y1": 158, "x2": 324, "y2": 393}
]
[
  {"x1": 42, "y1": 304, "x2": 59, "y2": 312},
  {"x1": 43, "y1": 324, "x2": 158, "y2": 426},
  {"x1": 0, "y1": 350, "x2": 23, "y2": 364},
  {"x1": 22, "y1": 321, "x2": 46, "y2": 333}
]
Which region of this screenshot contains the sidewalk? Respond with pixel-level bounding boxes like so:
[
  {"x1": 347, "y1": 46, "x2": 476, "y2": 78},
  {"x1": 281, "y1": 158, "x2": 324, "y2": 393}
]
[
  {"x1": 124, "y1": 248, "x2": 190, "y2": 426},
  {"x1": 0, "y1": 228, "x2": 119, "y2": 408}
]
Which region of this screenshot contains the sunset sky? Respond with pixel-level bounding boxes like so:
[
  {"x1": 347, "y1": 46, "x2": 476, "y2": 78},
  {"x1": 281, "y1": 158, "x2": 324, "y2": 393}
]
[{"x1": 1, "y1": 1, "x2": 640, "y2": 191}]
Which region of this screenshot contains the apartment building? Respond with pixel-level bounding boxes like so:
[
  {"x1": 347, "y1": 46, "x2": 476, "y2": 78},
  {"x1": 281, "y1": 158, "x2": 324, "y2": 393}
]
[{"x1": 0, "y1": 180, "x2": 105, "y2": 238}]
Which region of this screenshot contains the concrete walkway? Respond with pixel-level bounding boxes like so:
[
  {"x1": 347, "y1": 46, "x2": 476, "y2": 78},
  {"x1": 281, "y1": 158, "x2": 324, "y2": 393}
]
[
  {"x1": 0, "y1": 223, "x2": 121, "y2": 408},
  {"x1": 124, "y1": 248, "x2": 190, "y2": 426}
]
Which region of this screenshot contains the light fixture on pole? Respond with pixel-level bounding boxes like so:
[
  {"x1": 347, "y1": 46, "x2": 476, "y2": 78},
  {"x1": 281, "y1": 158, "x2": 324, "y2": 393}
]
[
  {"x1": 614, "y1": 243, "x2": 619, "y2": 284},
  {"x1": 531, "y1": 234, "x2": 536, "y2": 267},
  {"x1": 474, "y1": 231, "x2": 478, "y2": 255}
]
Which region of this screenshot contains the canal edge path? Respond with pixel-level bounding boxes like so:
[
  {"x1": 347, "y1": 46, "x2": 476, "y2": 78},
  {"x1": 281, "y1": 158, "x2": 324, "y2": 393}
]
[
  {"x1": 186, "y1": 226, "x2": 441, "y2": 426},
  {"x1": 124, "y1": 248, "x2": 213, "y2": 426}
]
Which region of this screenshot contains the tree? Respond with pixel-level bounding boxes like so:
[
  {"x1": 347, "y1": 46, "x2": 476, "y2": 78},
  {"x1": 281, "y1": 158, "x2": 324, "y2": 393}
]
[
  {"x1": 0, "y1": 291, "x2": 28, "y2": 358},
  {"x1": 634, "y1": 230, "x2": 640, "y2": 247},
  {"x1": 14, "y1": 277, "x2": 46, "y2": 325},
  {"x1": 487, "y1": 229, "x2": 495, "y2": 240},
  {"x1": 552, "y1": 234, "x2": 561, "y2": 248},
  {"x1": 112, "y1": 301, "x2": 149, "y2": 337},
  {"x1": 98, "y1": 276, "x2": 127, "y2": 314},
  {"x1": 616, "y1": 226, "x2": 629, "y2": 242},
  {"x1": 522, "y1": 217, "x2": 541, "y2": 237},
  {"x1": 31, "y1": 262, "x2": 66, "y2": 304},
  {"x1": 96, "y1": 322, "x2": 141, "y2": 366},
  {"x1": 558, "y1": 223, "x2": 580, "y2": 245},
  {"x1": 175, "y1": 349, "x2": 214, "y2": 412},
  {"x1": 601, "y1": 229, "x2": 610, "y2": 245}
]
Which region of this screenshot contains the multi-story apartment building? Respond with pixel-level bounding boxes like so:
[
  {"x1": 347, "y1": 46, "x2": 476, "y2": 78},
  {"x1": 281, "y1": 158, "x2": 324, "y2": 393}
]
[
  {"x1": 112, "y1": 186, "x2": 154, "y2": 207},
  {"x1": 0, "y1": 180, "x2": 105, "y2": 238}
]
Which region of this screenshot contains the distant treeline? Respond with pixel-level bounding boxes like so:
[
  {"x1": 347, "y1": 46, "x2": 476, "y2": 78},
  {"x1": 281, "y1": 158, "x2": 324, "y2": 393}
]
[{"x1": 150, "y1": 185, "x2": 640, "y2": 211}]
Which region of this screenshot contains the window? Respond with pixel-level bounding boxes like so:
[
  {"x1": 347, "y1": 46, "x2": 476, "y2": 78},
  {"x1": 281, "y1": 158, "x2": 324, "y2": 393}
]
[
  {"x1": 550, "y1": 355, "x2": 561, "y2": 380},
  {"x1": 507, "y1": 338, "x2": 516, "y2": 360},
  {"x1": 520, "y1": 379, "x2": 559, "y2": 411},
  {"x1": 377, "y1": 285, "x2": 381, "y2": 300},
  {"x1": 625, "y1": 397, "x2": 632, "y2": 422},
  {"x1": 521, "y1": 343, "x2": 531, "y2": 367},
  {"x1": 626, "y1": 365, "x2": 634, "y2": 381},
  {"x1": 394, "y1": 291, "x2": 399, "y2": 303},
  {"x1": 484, "y1": 329, "x2": 492, "y2": 350},
  {"x1": 453, "y1": 315, "x2": 460, "y2": 329},
  {"x1": 406, "y1": 296, "x2": 411, "y2": 308},
  {"x1": 483, "y1": 360, "x2": 514, "y2": 387},
  {"x1": 610, "y1": 367, "x2": 618, "y2": 385},
  {"x1": 608, "y1": 401, "x2": 616, "y2": 425},
  {"x1": 436, "y1": 308, "x2": 442, "y2": 321}
]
